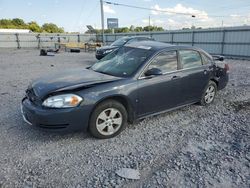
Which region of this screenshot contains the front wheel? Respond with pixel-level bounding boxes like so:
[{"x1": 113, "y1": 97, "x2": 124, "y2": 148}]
[
  {"x1": 89, "y1": 100, "x2": 128, "y2": 139},
  {"x1": 200, "y1": 81, "x2": 217, "y2": 105}
]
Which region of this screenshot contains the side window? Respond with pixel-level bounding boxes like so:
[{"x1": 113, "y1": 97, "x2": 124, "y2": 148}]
[
  {"x1": 179, "y1": 50, "x2": 202, "y2": 69},
  {"x1": 201, "y1": 53, "x2": 212, "y2": 65},
  {"x1": 147, "y1": 51, "x2": 177, "y2": 74}
]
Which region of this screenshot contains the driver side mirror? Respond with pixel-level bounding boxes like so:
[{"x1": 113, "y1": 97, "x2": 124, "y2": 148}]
[
  {"x1": 212, "y1": 55, "x2": 224, "y2": 61},
  {"x1": 144, "y1": 68, "x2": 162, "y2": 77}
]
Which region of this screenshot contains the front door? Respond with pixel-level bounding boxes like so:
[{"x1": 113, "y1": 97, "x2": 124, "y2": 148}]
[{"x1": 137, "y1": 50, "x2": 183, "y2": 117}]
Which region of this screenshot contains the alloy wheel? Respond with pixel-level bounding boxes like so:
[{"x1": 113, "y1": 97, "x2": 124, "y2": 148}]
[
  {"x1": 204, "y1": 85, "x2": 216, "y2": 104},
  {"x1": 96, "y1": 108, "x2": 123, "y2": 136}
]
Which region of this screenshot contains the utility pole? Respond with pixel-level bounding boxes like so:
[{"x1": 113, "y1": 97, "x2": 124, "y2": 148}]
[
  {"x1": 191, "y1": 15, "x2": 195, "y2": 29},
  {"x1": 100, "y1": 0, "x2": 105, "y2": 44},
  {"x1": 149, "y1": 15, "x2": 151, "y2": 27}
]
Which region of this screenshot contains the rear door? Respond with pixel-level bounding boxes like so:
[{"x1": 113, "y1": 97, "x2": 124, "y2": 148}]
[
  {"x1": 137, "y1": 50, "x2": 183, "y2": 117},
  {"x1": 178, "y1": 50, "x2": 211, "y2": 104}
]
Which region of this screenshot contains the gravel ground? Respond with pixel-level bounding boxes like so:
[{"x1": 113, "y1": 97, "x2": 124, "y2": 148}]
[{"x1": 0, "y1": 49, "x2": 249, "y2": 188}]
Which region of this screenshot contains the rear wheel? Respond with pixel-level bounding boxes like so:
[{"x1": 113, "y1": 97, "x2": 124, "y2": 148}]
[
  {"x1": 89, "y1": 100, "x2": 128, "y2": 139},
  {"x1": 200, "y1": 81, "x2": 217, "y2": 105}
]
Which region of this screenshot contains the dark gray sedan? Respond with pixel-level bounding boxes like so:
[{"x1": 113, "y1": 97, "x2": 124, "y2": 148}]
[{"x1": 22, "y1": 41, "x2": 229, "y2": 139}]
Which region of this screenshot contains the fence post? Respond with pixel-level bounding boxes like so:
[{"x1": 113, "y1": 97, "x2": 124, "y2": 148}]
[
  {"x1": 171, "y1": 32, "x2": 174, "y2": 44},
  {"x1": 221, "y1": 30, "x2": 226, "y2": 55},
  {"x1": 37, "y1": 34, "x2": 41, "y2": 49},
  {"x1": 191, "y1": 31, "x2": 194, "y2": 46},
  {"x1": 77, "y1": 34, "x2": 80, "y2": 43},
  {"x1": 15, "y1": 33, "x2": 20, "y2": 49},
  {"x1": 57, "y1": 34, "x2": 61, "y2": 43}
]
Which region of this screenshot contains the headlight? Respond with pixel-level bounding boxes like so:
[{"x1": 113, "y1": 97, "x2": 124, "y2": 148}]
[
  {"x1": 103, "y1": 49, "x2": 113, "y2": 54},
  {"x1": 42, "y1": 94, "x2": 83, "y2": 108}
]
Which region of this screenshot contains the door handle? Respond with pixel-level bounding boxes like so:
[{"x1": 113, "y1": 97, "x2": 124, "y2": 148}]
[{"x1": 172, "y1": 75, "x2": 181, "y2": 80}]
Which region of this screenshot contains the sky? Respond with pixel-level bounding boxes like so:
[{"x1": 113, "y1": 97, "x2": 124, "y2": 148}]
[{"x1": 0, "y1": 0, "x2": 250, "y2": 32}]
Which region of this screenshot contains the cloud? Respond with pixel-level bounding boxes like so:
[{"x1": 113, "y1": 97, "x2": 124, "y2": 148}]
[
  {"x1": 139, "y1": 3, "x2": 250, "y2": 30},
  {"x1": 151, "y1": 4, "x2": 208, "y2": 19},
  {"x1": 142, "y1": 19, "x2": 164, "y2": 25},
  {"x1": 230, "y1": 14, "x2": 250, "y2": 25},
  {"x1": 103, "y1": 5, "x2": 116, "y2": 14},
  {"x1": 155, "y1": 19, "x2": 164, "y2": 24},
  {"x1": 230, "y1": 14, "x2": 241, "y2": 18},
  {"x1": 144, "y1": 3, "x2": 222, "y2": 29},
  {"x1": 142, "y1": 19, "x2": 149, "y2": 24}
]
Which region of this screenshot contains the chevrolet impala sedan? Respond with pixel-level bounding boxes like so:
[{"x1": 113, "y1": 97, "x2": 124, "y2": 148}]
[{"x1": 21, "y1": 41, "x2": 229, "y2": 139}]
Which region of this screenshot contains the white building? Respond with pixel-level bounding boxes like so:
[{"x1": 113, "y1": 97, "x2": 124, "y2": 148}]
[{"x1": 0, "y1": 29, "x2": 32, "y2": 33}]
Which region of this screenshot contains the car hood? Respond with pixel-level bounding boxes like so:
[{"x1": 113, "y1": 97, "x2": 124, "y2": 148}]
[
  {"x1": 97, "y1": 45, "x2": 118, "y2": 51},
  {"x1": 30, "y1": 68, "x2": 120, "y2": 99}
]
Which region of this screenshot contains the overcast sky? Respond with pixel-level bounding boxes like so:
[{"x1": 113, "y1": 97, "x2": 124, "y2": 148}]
[{"x1": 0, "y1": 0, "x2": 250, "y2": 32}]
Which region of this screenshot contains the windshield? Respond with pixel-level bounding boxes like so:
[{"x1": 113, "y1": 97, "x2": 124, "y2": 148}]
[
  {"x1": 111, "y1": 38, "x2": 128, "y2": 46},
  {"x1": 91, "y1": 46, "x2": 154, "y2": 77}
]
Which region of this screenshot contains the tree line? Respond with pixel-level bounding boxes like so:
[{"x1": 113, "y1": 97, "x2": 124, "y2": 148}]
[
  {"x1": 0, "y1": 18, "x2": 204, "y2": 34},
  {"x1": 0, "y1": 18, "x2": 170, "y2": 34},
  {"x1": 0, "y1": 18, "x2": 64, "y2": 33},
  {"x1": 85, "y1": 25, "x2": 164, "y2": 34}
]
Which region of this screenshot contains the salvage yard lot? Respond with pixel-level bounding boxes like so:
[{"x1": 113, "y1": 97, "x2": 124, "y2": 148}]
[{"x1": 0, "y1": 49, "x2": 249, "y2": 187}]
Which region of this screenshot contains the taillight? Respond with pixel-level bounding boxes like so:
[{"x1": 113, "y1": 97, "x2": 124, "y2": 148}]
[{"x1": 224, "y1": 64, "x2": 229, "y2": 72}]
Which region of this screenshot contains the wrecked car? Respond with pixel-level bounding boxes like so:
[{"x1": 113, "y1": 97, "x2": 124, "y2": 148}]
[{"x1": 21, "y1": 41, "x2": 229, "y2": 139}]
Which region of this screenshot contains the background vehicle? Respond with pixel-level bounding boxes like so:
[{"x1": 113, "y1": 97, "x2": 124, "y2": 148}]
[
  {"x1": 22, "y1": 41, "x2": 229, "y2": 139},
  {"x1": 95, "y1": 36, "x2": 154, "y2": 60}
]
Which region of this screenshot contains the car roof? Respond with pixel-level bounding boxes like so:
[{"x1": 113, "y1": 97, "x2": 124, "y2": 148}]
[
  {"x1": 120, "y1": 36, "x2": 152, "y2": 40},
  {"x1": 124, "y1": 41, "x2": 203, "y2": 52}
]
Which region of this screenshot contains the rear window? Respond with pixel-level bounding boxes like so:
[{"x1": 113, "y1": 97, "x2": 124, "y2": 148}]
[
  {"x1": 201, "y1": 52, "x2": 212, "y2": 65},
  {"x1": 111, "y1": 38, "x2": 128, "y2": 46},
  {"x1": 179, "y1": 50, "x2": 202, "y2": 69}
]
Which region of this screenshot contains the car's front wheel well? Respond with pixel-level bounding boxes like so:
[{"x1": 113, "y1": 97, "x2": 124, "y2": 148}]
[
  {"x1": 210, "y1": 78, "x2": 218, "y2": 87},
  {"x1": 90, "y1": 96, "x2": 134, "y2": 125}
]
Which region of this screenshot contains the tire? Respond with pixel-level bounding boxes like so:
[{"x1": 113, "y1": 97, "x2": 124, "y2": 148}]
[
  {"x1": 70, "y1": 48, "x2": 80, "y2": 53},
  {"x1": 40, "y1": 49, "x2": 47, "y2": 56},
  {"x1": 200, "y1": 80, "x2": 217, "y2": 106},
  {"x1": 89, "y1": 100, "x2": 128, "y2": 139}
]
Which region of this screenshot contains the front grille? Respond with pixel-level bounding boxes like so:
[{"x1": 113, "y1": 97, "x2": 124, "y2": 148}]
[{"x1": 26, "y1": 88, "x2": 41, "y2": 105}]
